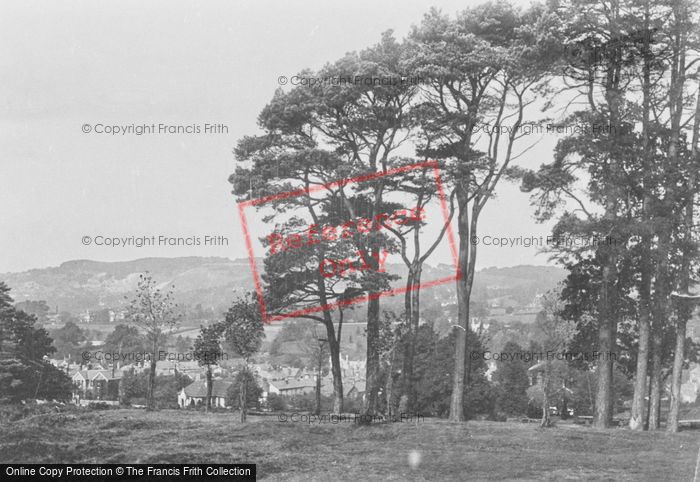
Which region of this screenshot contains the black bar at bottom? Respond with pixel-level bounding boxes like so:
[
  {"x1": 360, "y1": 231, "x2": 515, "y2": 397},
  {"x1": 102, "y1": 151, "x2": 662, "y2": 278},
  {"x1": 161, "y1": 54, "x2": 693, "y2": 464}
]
[{"x1": 1, "y1": 464, "x2": 256, "y2": 481}]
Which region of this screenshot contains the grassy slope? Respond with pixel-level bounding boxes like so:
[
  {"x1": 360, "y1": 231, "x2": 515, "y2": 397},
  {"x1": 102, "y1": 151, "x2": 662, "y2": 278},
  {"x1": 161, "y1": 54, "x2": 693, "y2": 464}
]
[{"x1": 1, "y1": 409, "x2": 698, "y2": 481}]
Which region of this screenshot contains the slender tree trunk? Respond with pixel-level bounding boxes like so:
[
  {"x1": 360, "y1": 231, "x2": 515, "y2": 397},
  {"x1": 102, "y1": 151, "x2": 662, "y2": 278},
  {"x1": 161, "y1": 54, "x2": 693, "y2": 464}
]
[
  {"x1": 663, "y1": 1, "x2": 692, "y2": 432},
  {"x1": 314, "y1": 264, "x2": 343, "y2": 415},
  {"x1": 385, "y1": 356, "x2": 394, "y2": 417},
  {"x1": 667, "y1": 317, "x2": 686, "y2": 432},
  {"x1": 411, "y1": 268, "x2": 421, "y2": 339},
  {"x1": 401, "y1": 269, "x2": 416, "y2": 410},
  {"x1": 147, "y1": 339, "x2": 157, "y2": 411},
  {"x1": 540, "y1": 362, "x2": 551, "y2": 428},
  {"x1": 403, "y1": 266, "x2": 422, "y2": 411},
  {"x1": 239, "y1": 369, "x2": 247, "y2": 423},
  {"x1": 205, "y1": 365, "x2": 212, "y2": 412},
  {"x1": 397, "y1": 190, "x2": 454, "y2": 411},
  {"x1": 561, "y1": 394, "x2": 569, "y2": 420},
  {"x1": 630, "y1": 228, "x2": 652, "y2": 431},
  {"x1": 594, "y1": 262, "x2": 615, "y2": 428},
  {"x1": 648, "y1": 325, "x2": 663, "y2": 430},
  {"x1": 315, "y1": 348, "x2": 322, "y2": 416},
  {"x1": 630, "y1": 263, "x2": 651, "y2": 430},
  {"x1": 324, "y1": 308, "x2": 344, "y2": 415},
  {"x1": 593, "y1": 0, "x2": 623, "y2": 430},
  {"x1": 648, "y1": 206, "x2": 672, "y2": 434},
  {"x1": 631, "y1": 1, "x2": 653, "y2": 431},
  {"x1": 450, "y1": 192, "x2": 480, "y2": 421},
  {"x1": 449, "y1": 192, "x2": 473, "y2": 421},
  {"x1": 363, "y1": 296, "x2": 380, "y2": 418},
  {"x1": 363, "y1": 175, "x2": 385, "y2": 419},
  {"x1": 667, "y1": 71, "x2": 699, "y2": 433},
  {"x1": 326, "y1": 324, "x2": 343, "y2": 415},
  {"x1": 649, "y1": 228, "x2": 672, "y2": 430}
]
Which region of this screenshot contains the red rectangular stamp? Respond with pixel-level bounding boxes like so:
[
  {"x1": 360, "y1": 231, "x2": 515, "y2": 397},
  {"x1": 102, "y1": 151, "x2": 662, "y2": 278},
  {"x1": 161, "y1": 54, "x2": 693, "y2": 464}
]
[{"x1": 236, "y1": 160, "x2": 459, "y2": 322}]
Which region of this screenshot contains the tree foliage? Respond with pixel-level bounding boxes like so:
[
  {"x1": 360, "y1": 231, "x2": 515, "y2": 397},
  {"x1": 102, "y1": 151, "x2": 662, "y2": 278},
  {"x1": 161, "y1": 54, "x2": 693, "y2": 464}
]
[{"x1": 0, "y1": 282, "x2": 71, "y2": 402}]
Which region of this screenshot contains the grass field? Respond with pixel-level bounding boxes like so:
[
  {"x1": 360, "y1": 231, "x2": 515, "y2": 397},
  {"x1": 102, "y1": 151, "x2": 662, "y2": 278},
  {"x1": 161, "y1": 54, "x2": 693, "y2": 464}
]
[{"x1": 1, "y1": 408, "x2": 699, "y2": 481}]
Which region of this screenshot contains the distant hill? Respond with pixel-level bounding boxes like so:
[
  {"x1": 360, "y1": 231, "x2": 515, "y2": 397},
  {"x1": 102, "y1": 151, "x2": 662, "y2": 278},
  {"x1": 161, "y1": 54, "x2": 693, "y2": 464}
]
[
  {"x1": 0, "y1": 257, "x2": 256, "y2": 315},
  {"x1": 0, "y1": 257, "x2": 566, "y2": 315},
  {"x1": 475, "y1": 265, "x2": 568, "y2": 302}
]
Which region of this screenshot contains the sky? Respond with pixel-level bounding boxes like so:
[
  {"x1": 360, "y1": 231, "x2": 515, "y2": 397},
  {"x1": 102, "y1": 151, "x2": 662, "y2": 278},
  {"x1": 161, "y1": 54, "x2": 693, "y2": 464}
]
[{"x1": 0, "y1": 0, "x2": 566, "y2": 274}]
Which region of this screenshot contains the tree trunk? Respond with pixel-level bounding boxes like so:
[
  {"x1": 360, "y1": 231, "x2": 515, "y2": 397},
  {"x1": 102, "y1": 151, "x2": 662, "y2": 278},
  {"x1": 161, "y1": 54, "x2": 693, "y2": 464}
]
[
  {"x1": 326, "y1": 322, "x2": 343, "y2": 415},
  {"x1": 401, "y1": 266, "x2": 422, "y2": 411},
  {"x1": 239, "y1": 371, "x2": 247, "y2": 423},
  {"x1": 667, "y1": 317, "x2": 686, "y2": 432},
  {"x1": 411, "y1": 268, "x2": 421, "y2": 348},
  {"x1": 205, "y1": 365, "x2": 213, "y2": 413},
  {"x1": 593, "y1": 0, "x2": 623, "y2": 430},
  {"x1": 385, "y1": 357, "x2": 394, "y2": 417},
  {"x1": 540, "y1": 362, "x2": 551, "y2": 428},
  {"x1": 400, "y1": 269, "x2": 416, "y2": 411},
  {"x1": 631, "y1": 1, "x2": 653, "y2": 431},
  {"x1": 449, "y1": 192, "x2": 472, "y2": 421},
  {"x1": 649, "y1": 229, "x2": 672, "y2": 430},
  {"x1": 363, "y1": 173, "x2": 385, "y2": 420},
  {"x1": 667, "y1": 182, "x2": 694, "y2": 432},
  {"x1": 629, "y1": 270, "x2": 650, "y2": 430},
  {"x1": 315, "y1": 356, "x2": 322, "y2": 416},
  {"x1": 561, "y1": 394, "x2": 569, "y2": 420},
  {"x1": 594, "y1": 263, "x2": 615, "y2": 428},
  {"x1": 147, "y1": 341, "x2": 157, "y2": 411},
  {"x1": 314, "y1": 267, "x2": 343, "y2": 415},
  {"x1": 663, "y1": 0, "x2": 692, "y2": 433},
  {"x1": 668, "y1": 66, "x2": 700, "y2": 433},
  {"x1": 648, "y1": 332, "x2": 662, "y2": 430},
  {"x1": 363, "y1": 296, "x2": 380, "y2": 418}
]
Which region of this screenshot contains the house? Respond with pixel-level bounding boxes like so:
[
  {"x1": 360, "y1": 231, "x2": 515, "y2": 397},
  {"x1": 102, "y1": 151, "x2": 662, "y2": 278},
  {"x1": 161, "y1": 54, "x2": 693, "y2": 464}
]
[
  {"x1": 470, "y1": 317, "x2": 490, "y2": 333},
  {"x1": 320, "y1": 376, "x2": 335, "y2": 397},
  {"x1": 345, "y1": 380, "x2": 366, "y2": 399},
  {"x1": 71, "y1": 368, "x2": 122, "y2": 402},
  {"x1": 261, "y1": 367, "x2": 298, "y2": 381},
  {"x1": 527, "y1": 362, "x2": 545, "y2": 386},
  {"x1": 267, "y1": 378, "x2": 316, "y2": 396},
  {"x1": 177, "y1": 360, "x2": 206, "y2": 380},
  {"x1": 178, "y1": 379, "x2": 234, "y2": 408},
  {"x1": 48, "y1": 358, "x2": 79, "y2": 373},
  {"x1": 155, "y1": 360, "x2": 178, "y2": 376},
  {"x1": 681, "y1": 364, "x2": 700, "y2": 403}
]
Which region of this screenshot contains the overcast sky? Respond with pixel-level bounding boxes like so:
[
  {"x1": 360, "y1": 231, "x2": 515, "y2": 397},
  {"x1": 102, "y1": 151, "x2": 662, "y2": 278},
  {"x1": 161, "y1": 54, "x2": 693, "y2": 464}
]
[{"x1": 0, "y1": 0, "x2": 565, "y2": 274}]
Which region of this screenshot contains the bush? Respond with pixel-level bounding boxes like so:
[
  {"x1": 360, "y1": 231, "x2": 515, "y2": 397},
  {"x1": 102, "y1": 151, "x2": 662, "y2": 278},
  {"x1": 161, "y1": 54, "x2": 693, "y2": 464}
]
[
  {"x1": 0, "y1": 359, "x2": 72, "y2": 403},
  {"x1": 119, "y1": 371, "x2": 191, "y2": 408},
  {"x1": 0, "y1": 401, "x2": 76, "y2": 424},
  {"x1": 289, "y1": 393, "x2": 316, "y2": 411},
  {"x1": 267, "y1": 393, "x2": 287, "y2": 411},
  {"x1": 227, "y1": 370, "x2": 262, "y2": 410},
  {"x1": 463, "y1": 378, "x2": 498, "y2": 420},
  {"x1": 526, "y1": 402, "x2": 541, "y2": 419},
  {"x1": 488, "y1": 411, "x2": 508, "y2": 422},
  {"x1": 343, "y1": 397, "x2": 362, "y2": 414}
]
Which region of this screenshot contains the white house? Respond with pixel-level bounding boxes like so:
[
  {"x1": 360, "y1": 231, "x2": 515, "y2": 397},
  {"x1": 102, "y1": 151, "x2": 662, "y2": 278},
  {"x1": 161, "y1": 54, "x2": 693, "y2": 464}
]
[{"x1": 178, "y1": 379, "x2": 233, "y2": 408}]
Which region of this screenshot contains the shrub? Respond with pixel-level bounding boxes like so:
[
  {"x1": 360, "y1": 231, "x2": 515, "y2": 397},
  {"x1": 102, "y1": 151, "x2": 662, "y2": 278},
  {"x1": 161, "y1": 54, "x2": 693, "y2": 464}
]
[
  {"x1": 267, "y1": 393, "x2": 287, "y2": 411},
  {"x1": 227, "y1": 370, "x2": 262, "y2": 410}
]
